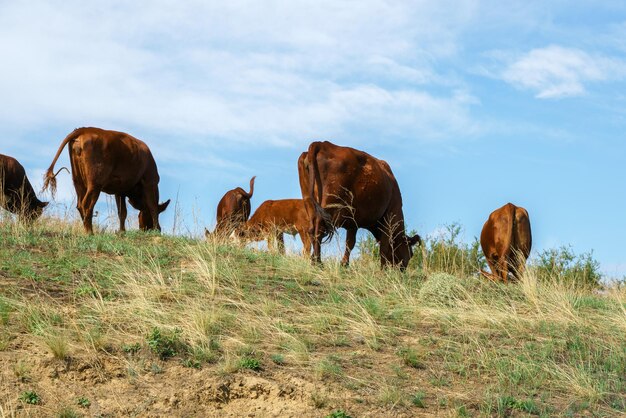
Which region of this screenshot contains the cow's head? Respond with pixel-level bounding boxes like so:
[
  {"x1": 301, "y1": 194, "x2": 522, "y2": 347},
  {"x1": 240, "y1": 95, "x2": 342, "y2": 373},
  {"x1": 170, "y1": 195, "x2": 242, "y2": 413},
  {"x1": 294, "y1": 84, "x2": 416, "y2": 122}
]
[
  {"x1": 23, "y1": 199, "x2": 48, "y2": 222},
  {"x1": 381, "y1": 231, "x2": 421, "y2": 271},
  {"x1": 138, "y1": 199, "x2": 171, "y2": 231}
]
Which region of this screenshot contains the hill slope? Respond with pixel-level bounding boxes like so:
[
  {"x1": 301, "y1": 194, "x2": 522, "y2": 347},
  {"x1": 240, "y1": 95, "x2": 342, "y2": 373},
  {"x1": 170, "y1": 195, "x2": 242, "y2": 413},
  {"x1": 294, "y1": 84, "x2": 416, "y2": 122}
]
[{"x1": 0, "y1": 219, "x2": 624, "y2": 417}]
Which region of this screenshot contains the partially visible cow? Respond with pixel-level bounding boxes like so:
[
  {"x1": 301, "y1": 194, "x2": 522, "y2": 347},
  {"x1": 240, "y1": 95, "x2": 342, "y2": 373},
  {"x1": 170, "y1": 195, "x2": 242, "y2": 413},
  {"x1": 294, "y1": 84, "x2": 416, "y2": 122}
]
[
  {"x1": 301, "y1": 141, "x2": 420, "y2": 270},
  {"x1": 480, "y1": 203, "x2": 532, "y2": 283},
  {"x1": 0, "y1": 154, "x2": 48, "y2": 221},
  {"x1": 43, "y1": 127, "x2": 170, "y2": 234},
  {"x1": 242, "y1": 198, "x2": 312, "y2": 255},
  {"x1": 210, "y1": 176, "x2": 256, "y2": 238}
]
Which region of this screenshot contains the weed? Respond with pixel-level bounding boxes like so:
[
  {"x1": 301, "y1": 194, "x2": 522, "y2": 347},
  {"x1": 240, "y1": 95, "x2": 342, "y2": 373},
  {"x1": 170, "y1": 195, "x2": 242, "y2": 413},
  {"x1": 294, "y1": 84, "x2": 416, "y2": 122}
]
[
  {"x1": 13, "y1": 360, "x2": 31, "y2": 382},
  {"x1": 146, "y1": 327, "x2": 185, "y2": 360},
  {"x1": 397, "y1": 346, "x2": 425, "y2": 369},
  {"x1": 181, "y1": 358, "x2": 202, "y2": 369},
  {"x1": 122, "y1": 343, "x2": 141, "y2": 355},
  {"x1": 238, "y1": 357, "x2": 261, "y2": 371},
  {"x1": 57, "y1": 406, "x2": 80, "y2": 418},
  {"x1": 325, "y1": 411, "x2": 352, "y2": 418},
  {"x1": 411, "y1": 391, "x2": 426, "y2": 408},
  {"x1": 270, "y1": 353, "x2": 285, "y2": 365},
  {"x1": 315, "y1": 355, "x2": 343, "y2": 379},
  {"x1": 19, "y1": 390, "x2": 41, "y2": 405},
  {"x1": 76, "y1": 397, "x2": 91, "y2": 407}
]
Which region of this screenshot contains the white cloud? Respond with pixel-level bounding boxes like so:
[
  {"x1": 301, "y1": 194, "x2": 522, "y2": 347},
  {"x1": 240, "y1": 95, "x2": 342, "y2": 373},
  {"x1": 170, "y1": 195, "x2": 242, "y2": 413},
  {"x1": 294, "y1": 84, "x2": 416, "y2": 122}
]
[
  {"x1": 501, "y1": 45, "x2": 626, "y2": 99},
  {"x1": 0, "y1": 0, "x2": 480, "y2": 156}
]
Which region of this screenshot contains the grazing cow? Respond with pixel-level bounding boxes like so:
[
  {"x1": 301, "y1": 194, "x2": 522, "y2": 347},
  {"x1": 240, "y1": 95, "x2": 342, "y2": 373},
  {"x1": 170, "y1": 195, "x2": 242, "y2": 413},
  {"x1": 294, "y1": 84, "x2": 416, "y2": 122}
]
[
  {"x1": 211, "y1": 176, "x2": 256, "y2": 237},
  {"x1": 243, "y1": 198, "x2": 312, "y2": 255},
  {"x1": 480, "y1": 203, "x2": 532, "y2": 283},
  {"x1": 301, "y1": 141, "x2": 421, "y2": 270},
  {"x1": 0, "y1": 154, "x2": 48, "y2": 221},
  {"x1": 42, "y1": 127, "x2": 170, "y2": 234}
]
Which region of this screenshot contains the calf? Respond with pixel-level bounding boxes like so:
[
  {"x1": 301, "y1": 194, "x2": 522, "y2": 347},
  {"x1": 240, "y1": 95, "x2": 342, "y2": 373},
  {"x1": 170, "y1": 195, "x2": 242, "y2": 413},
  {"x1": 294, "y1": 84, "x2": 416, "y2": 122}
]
[
  {"x1": 211, "y1": 176, "x2": 256, "y2": 237},
  {"x1": 243, "y1": 198, "x2": 312, "y2": 255}
]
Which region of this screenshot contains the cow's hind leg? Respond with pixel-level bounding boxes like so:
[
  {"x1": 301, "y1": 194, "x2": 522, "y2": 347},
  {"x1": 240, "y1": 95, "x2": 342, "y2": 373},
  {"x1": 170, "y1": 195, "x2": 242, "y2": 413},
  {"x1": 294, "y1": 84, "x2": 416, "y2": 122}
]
[
  {"x1": 115, "y1": 195, "x2": 127, "y2": 233},
  {"x1": 80, "y1": 188, "x2": 100, "y2": 234}
]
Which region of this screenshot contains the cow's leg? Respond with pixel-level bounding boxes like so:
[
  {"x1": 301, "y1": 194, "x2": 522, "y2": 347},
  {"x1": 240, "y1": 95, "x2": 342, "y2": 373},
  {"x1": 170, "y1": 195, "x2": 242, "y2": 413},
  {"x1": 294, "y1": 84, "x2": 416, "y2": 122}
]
[
  {"x1": 80, "y1": 188, "x2": 100, "y2": 234},
  {"x1": 115, "y1": 195, "x2": 127, "y2": 233},
  {"x1": 483, "y1": 256, "x2": 500, "y2": 282},
  {"x1": 311, "y1": 217, "x2": 322, "y2": 264},
  {"x1": 276, "y1": 232, "x2": 285, "y2": 255},
  {"x1": 298, "y1": 227, "x2": 311, "y2": 257},
  {"x1": 73, "y1": 177, "x2": 87, "y2": 221},
  {"x1": 341, "y1": 228, "x2": 357, "y2": 267}
]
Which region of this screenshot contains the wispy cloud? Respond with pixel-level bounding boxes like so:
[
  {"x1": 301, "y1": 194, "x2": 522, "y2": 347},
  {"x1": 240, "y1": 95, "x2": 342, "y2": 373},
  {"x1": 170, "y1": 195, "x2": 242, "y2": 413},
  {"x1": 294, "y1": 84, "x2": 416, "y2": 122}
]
[{"x1": 500, "y1": 45, "x2": 626, "y2": 99}]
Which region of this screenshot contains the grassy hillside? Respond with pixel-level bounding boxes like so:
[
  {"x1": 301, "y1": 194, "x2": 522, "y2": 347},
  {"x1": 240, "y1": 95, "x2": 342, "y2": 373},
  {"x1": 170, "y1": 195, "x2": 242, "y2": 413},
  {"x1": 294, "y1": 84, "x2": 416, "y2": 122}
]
[{"x1": 0, "y1": 217, "x2": 624, "y2": 417}]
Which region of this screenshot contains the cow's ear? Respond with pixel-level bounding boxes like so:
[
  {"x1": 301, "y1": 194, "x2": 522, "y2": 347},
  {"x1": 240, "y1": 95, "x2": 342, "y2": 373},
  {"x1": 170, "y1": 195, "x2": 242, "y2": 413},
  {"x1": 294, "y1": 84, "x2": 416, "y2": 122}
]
[
  {"x1": 158, "y1": 199, "x2": 171, "y2": 213},
  {"x1": 39, "y1": 201, "x2": 49, "y2": 208},
  {"x1": 204, "y1": 228, "x2": 211, "y2": 238},
  {"x1": 408, "y1": 234, "x2": 421, "y2": 247}
]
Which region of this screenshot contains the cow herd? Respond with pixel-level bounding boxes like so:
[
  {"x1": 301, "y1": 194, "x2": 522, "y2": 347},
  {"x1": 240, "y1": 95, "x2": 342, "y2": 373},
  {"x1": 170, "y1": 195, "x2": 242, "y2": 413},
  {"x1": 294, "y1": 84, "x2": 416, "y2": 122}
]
[{"x1": 1, "y1": 127, "x2": 532, "y2": 282}]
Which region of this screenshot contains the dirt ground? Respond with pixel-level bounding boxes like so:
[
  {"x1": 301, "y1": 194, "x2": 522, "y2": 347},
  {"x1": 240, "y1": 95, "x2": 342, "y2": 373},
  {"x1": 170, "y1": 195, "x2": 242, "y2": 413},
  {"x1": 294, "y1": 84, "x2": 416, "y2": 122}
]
[{"x1": 0, "y1": 335, "x2": 442, "y2": 417}]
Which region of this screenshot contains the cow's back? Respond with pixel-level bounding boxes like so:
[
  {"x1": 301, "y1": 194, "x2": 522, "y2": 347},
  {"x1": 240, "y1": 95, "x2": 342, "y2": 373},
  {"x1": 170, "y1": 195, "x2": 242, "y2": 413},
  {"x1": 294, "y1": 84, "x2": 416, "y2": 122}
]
[
  {"x1": 311, "y1": 141, "x2": 395, "y2": 227},
  {"x1": 0, "y1": 154, "x2": 26, "y2": 193},
  {"x1": 250, "y1": 199, "x2": 306, "y2": 228},
  {"x1": 69, "y1": 128, "x2": 156, "y2": 193}
]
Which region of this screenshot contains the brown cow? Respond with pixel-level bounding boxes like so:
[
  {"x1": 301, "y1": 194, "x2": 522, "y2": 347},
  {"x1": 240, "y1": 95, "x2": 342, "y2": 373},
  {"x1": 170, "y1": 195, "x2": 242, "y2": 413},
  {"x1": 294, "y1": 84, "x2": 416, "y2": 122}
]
[
  {"x1": 480, "y1": 203, "x2": 532, "y2": 283},
  {"x1": 301, "y1": 141, "x2": 421, "y2": 270},
  {"x1": 42, "y1": 127, "x2": 170, "y2": 234},
  {"x1": 210, "y1": 176, "x2": 256, "y2": 237},
  {"x1": 242, "y1": 198, "x2": 312, "y2": 255},
  {"x1": 0, "y1": 154, "x2": 48, "y2": 221}
]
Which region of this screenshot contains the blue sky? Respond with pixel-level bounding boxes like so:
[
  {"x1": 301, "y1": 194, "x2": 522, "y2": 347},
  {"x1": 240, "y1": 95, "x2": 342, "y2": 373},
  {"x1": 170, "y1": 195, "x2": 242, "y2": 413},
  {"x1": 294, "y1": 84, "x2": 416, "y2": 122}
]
[{"x1": 1, "y1": 1, "x2": 625, "y2": 276}]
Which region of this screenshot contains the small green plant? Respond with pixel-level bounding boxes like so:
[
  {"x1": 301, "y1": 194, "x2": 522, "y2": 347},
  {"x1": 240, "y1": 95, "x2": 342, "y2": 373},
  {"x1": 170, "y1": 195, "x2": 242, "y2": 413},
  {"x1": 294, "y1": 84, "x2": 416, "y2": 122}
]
[
  {"x1": 315, "y1": 355, "x2": 343, "y2": 379},
  {"x1": 146, "y1": 327, "x2": 185, "y2": 360},
  {"x1": 76, "y1": 397, "x2": 91, "y2": 407},
  {"x1": 238, "y1": 356, "x2": 261, "y2": 371},
  {"x1": 122, "y1": 342, "x2": 141, "y2": 355},
  {"x1": 397, "y1": 347, "x2": 425, "y2": 369},
  {"x1": 181, "y1": 358, "x2": 202, "y2": 369},
  {"x1": 325, "y1": 410, "x2": 352, "y2": 418},
  {"x1": 57, "y1": 406, "x2": 80, "y2": 418},
  {"x1": 270, "y1": 353, "x2": 285, "y2": 365},
  {"x1": 412, "y1": 391, "x2": 426, "y2": 408},
  {"x1": 19, "y1": 390, "x2": 41, "y2": 405}
]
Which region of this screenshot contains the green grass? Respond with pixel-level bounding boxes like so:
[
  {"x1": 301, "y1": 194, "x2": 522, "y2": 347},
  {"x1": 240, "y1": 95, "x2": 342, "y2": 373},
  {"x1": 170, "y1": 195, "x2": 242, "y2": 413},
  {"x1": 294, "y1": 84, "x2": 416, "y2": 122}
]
[{"x1": 0, "y1": 217, "x2": 624, "y2": 416}]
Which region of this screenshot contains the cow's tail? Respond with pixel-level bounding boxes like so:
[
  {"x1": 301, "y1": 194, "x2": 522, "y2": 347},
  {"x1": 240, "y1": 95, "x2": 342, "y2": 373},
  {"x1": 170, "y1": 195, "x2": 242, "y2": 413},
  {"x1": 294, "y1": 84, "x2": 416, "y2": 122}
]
[
  {"x1": 246, "y1": 176, "x2": 256, "y2": 199},
  {"x1": 307, "y1": 142, "x2": 333, "y2": 241},
  {"x1": 42, "y1": 129, "x2": 81, "y2": 197}
]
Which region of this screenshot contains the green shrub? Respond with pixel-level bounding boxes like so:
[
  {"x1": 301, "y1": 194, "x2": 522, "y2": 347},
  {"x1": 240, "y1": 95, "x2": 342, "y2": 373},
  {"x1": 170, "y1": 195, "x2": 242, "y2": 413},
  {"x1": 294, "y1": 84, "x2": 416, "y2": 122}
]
[
  {"x1": 410, "y1": 223, "x2": 485, "y2": 275},
  {"x1": 533, "y1": 246, "x2": 602, "y2": 288}
]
